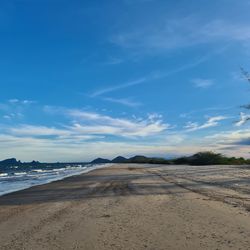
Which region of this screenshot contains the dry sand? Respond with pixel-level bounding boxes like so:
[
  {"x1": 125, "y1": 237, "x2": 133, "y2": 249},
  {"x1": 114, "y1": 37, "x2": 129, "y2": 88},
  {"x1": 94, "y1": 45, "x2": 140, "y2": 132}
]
[{"x1": 0, "y1": 164, "x2": 250, "y2": 250}]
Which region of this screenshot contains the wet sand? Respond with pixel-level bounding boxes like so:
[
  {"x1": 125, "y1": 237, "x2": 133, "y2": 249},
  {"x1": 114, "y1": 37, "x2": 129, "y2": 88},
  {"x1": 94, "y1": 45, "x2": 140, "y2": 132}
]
[{"x1": 0, "y1": 164, "x2": 250, "y2": 250}]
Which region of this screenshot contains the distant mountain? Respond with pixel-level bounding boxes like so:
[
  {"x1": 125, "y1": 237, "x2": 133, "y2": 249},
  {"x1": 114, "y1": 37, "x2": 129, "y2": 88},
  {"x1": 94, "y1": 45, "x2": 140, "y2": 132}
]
[
  {"x1": 111, "y1": 156, "x2": 128, "y2": 163},
  {"x1": 2, "y1": 151, "x2": 250, "y2": 168},
  {"x1": 90, "y1": 155, "x2": 170, "y2": 164},
  {"x1": 0, "y1": 158, "x2": 43, "y2": 168},
  {"x1": 128, "y1": 155, "x2": 150, "y2": 163},
  {"x1": 0, "y1": 158, "x2": 21, "y2": 167},
  {"x1": 127, "y1": 155, "x2": 169, "y2": 164},
  {"x1": 91, "y1": 158, "x2": 111, "y2": 164}
]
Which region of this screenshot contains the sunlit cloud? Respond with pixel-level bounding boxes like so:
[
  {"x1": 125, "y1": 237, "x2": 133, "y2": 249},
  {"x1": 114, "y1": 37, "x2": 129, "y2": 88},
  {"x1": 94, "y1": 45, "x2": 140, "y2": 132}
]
[
  {"x1": 9, "y1": 125, "x2": 71, "y2": 137},
  {"x1": 184, "y1": 116, "x2": 228, "y2": 131},
  {"x1": 67, "y1": 109, "x2": 169, "y2": 137},
  {"x1": 205, "y1": 129, "x2": 250, "y2": 147}
]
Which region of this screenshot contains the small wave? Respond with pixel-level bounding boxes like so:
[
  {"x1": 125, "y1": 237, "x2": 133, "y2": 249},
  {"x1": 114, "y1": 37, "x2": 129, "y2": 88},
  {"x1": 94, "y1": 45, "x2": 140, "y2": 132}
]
[
  {"x1": 0, "y1": 173, "x2": 8, "y2": 177},
  {"x1": 52, "y1": 168, "x2": 66, "y2": 172},
  {"x1": 0, "y1": 163, "x2": 112, "y2": 196},
  {"x1": 32, "y1": 169, "x2": 50, "y2": 173},
  {"x1": 14, "y1": 172, "x2": 28, "y2": 176}
]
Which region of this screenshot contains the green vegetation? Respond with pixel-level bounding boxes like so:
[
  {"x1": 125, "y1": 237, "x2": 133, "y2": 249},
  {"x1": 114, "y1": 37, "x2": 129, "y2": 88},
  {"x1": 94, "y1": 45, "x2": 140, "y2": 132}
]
[{"x1": 172, "y1": 151, "x2": 250, "y2": 165}]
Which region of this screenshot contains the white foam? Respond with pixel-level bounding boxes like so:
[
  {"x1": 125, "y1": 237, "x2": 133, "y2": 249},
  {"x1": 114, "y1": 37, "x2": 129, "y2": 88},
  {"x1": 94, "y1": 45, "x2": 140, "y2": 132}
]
[
  {"x1": 0, "y1": 173, "x2": 8, "y2": 177},
  {"x1": 14, "y1": 172, "x2": 28, "y2": 176},
  {"x1": 0, "y1": 163, "x2": 112, "y2": 197}
]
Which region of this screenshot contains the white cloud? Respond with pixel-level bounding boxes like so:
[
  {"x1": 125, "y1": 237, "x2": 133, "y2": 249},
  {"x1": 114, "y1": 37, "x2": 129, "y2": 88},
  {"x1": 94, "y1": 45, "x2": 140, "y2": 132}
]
[
  {"x1": 205, "y1": 129, "x2": 250, "y2": 145},
  {"x1": 8, "y1": 99, "x2": 35, "y2": 105},
  {"x1": 0, "y1": 111, "x2": 249, "y2": 162},
  {"x1": 103, "y1": 97, "x2": 141, "y2": 107},
  {"x1": 2, "y1": 113, "x2": 23, "y2": 119},
  {"x1": 90, "y1": 51, "x2": 220, "y2": 98},
  {"x1": 9, "y1": 125, "x2": 71, "y2": 137},
  {"x1": 179, "y1": 106, "x2": 235, "y2": 119},
  {"x1": 67, "y1": 110, "x2": 169, "y2": 137},
  {"x1": 235, "y1": 112, "x2": 250, "y2": 126},
  {"x1": 111, "y1": 17, "x2": 250, "y2": 51},
  {"x1": 1, "y1": 129, "x2": 249, "y2": 162},
  {"x1": 185, "y1": 116, "x2": 228, "y2": 131},
  {"x1": 7, "y1": 108, "x2": 169, "y2": 139},
  {"x1": 192, "y1": 78, "x2": 214, "y2": 88},
  {"x1": 90, "y1": 78, "x2": 146, "y2": 97},
  {"x1": 0, "y1": 99, "x2": 36, "y2": 121},
  {"x1": 3, "y1": 115, "x2": 11, "y2": 119},
  {"x1": 0, "y1": 133, "x2": 211, "y2": 162},
  {"x1": 8, "y1": 99, "x2": 19, "y2": 103}
]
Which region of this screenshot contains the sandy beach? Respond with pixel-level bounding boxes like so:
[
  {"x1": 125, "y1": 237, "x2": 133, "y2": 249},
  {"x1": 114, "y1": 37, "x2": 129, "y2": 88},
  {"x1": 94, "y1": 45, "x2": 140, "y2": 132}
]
[{"x1": 0, "y1": 163, "x2": 250, "y2": 250}]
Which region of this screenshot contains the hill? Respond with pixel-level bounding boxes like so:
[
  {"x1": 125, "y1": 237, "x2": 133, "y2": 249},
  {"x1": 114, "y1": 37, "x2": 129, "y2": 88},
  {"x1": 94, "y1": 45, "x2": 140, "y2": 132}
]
[
  {"x1": 173, "y1": 152, "x2": 250, "y2": 165},
  {"x1": 111, "y1": 156, "x2": 128, "y2": 163},
  {"x1": 1, "y1": 152, "x2": 249, "y2": 168},
  {"x1": 91, "y1": 152, "x2": 250, "y2": 165},
  {"x1": 91, "y1": 158, "x2": 111, "y2": 164},
  {"x1": 0, "y1": 158, "x2": 21, "y2": 167}
]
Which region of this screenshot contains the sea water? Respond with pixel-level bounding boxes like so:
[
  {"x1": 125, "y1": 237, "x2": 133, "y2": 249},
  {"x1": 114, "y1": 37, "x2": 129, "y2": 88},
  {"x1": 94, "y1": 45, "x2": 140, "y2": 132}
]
[{"x1": 0, "y1": 163, "x2": 111, "y2": 196}]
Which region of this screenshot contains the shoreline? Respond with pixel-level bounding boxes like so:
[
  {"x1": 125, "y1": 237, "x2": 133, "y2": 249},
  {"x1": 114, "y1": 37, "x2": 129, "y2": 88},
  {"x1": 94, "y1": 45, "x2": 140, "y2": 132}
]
[
  {"x1": 0, "y1": 163, "x2": 112, "y2": 197},
  {"x1": 0, "y1": 164, "x2": 250, "y2": 249}
]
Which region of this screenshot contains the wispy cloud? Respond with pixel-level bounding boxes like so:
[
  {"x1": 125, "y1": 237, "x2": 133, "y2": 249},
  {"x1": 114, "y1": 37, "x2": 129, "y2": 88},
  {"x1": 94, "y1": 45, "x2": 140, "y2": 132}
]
[
  {"x1": 0, "y1": 132, "x2": 206, "y2": 162},
  {"x1": 202, "y1": 128, "x2": 250, "y2": 157},
  {"x1": 9, "y1": 125, "x2": 71, "y2": 137},
  {"x1": 206, "y1": 129, "x2": 250, "y2": 146},
  {"x1": 185, "y1": 116, "x2": 228, "y2": 131},
  {"x1": 0, "y1": 106, "x2": 173, "y2": 161},
  {"x1": 179, "y1": 106, "x2": 236, "y2": 119},
  {"x1": 8, "y1": 99, "x2": 35, "y2": 105},
  {"x1": 90, "y1": 78, "x2": 146, "y2": 97},
  {"x1": 6, "y1": 124, "x2": 103, "y2": 143},
  {"x1": 192, "y1": 78, "x2": 214, "y2": 88},
  {"x1": 111, "y1": 17, "x2": 250, "y2": 51},
  {"x1": 67, "y1": 109, "x2": 169, "y2": 137},
  {"x1": 0, "y1": 105, "x2": 248, "y2": 161},
  {"x1": 2, "y1": 113, "x2": 23, "y2": 120},
  {"x1": 235, "y1": 112, "x2": 250, "y2": 126},
  {"x1": 104, "y1": 57, "x2": 124, "y2": 65},
  {"x1": 0, "y1": 99, "x2": 35, "y2": 121},
  {"x1": 43, "y1": 106, "x2": 169, "y2": 138},
  {"x1": 103, "y1": 97, "x2": 141, "y2": 107},
  {"x1": 90, "y1": 50, "x2": 221, "y2": 97}
]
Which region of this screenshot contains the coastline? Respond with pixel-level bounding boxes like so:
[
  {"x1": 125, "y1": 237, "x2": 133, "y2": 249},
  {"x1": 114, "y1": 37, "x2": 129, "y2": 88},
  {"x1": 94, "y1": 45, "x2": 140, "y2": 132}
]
[
  {"x1": 0, "y1": 163, "x2": 112, "y2": 197},
  {"x1": 0, "y1": 163, "x2": 250, "y2": 249}
]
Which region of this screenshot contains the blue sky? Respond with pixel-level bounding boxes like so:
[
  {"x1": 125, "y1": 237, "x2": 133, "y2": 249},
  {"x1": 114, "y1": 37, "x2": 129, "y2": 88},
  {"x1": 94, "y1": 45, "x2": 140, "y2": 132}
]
[{"x1": 0, "y1": 0, "x2": 250, "y2": 162}]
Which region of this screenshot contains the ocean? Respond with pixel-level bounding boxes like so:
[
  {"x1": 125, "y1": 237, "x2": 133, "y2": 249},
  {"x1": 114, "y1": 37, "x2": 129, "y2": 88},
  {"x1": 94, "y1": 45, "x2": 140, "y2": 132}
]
[{"x1": 0, "y1": 163, "x2": 110, "y2": 196}]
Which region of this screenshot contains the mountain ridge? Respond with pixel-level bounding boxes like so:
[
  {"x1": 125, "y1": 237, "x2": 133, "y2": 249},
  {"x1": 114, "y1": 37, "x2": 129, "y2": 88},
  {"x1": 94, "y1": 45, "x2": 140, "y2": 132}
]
[{"x1": 1, "y1": 152, "x2": 250, "y2": 167}]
